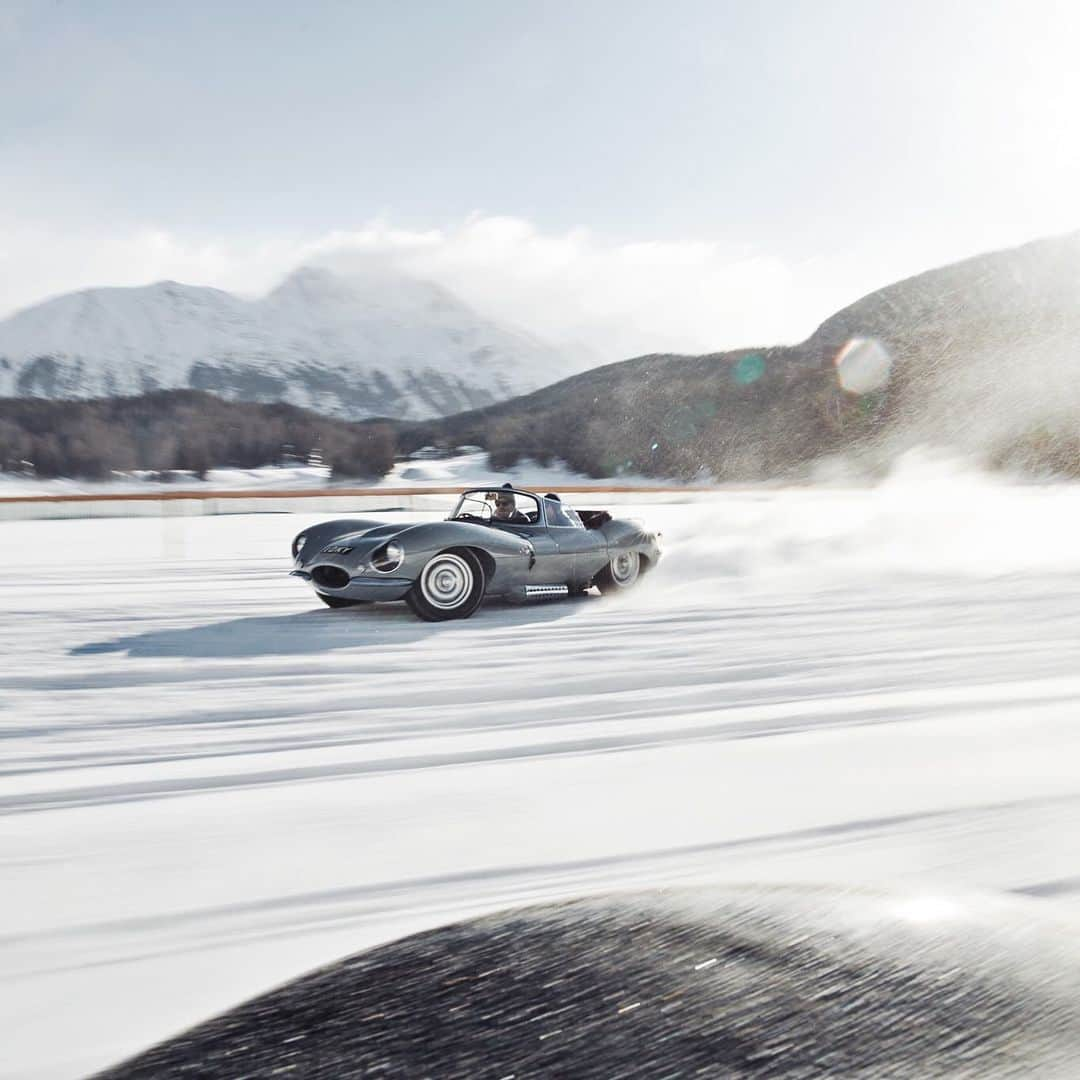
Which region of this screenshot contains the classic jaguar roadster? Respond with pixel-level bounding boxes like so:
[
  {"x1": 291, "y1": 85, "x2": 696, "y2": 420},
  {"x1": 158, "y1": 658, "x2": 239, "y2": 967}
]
[{"x1": 290, "y1": 485, "x2": 661, "y2": 621}]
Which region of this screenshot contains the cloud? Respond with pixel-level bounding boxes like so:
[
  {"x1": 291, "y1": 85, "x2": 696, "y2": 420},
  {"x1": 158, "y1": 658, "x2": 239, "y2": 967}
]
[
  {"x1": 0, "y1": 0, "x2": 45, "y2": 45},
  {"x1": 300, "y1": 218, "x2": 855, "y2": 358},
  {"x1": 0, "y1": 214, "x2": 861, "y2": 359}
]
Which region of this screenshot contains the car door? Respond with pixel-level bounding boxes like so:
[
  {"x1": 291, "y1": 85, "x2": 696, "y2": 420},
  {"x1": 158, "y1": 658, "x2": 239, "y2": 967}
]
[
  {"x1": 550, "y1": 527, "x2": 605, "y2": 587},
  {"x1": 487, "y1": 520, "x2": 571, "y2": 584},
  {"x1": 481, "y1": 493, "x2": 563, "y2": 584},
  {"x1": 541, "y1": 499, "x2": 607, "y2": 587}
]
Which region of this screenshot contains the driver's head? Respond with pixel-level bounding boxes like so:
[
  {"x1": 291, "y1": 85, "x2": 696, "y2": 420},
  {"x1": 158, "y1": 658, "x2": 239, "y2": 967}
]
[{"x1": 492, "y1": 491, "x2": 516, "y2": 519}]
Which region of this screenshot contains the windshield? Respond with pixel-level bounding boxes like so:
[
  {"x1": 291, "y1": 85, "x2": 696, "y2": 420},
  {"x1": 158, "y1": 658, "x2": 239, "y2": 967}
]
[{"x1": 450, "y1": 489, "x2": 541, "y2": 525}]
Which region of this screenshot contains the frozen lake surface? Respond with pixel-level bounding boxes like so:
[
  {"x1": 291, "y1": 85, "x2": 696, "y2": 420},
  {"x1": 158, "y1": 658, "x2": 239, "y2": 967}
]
[{"x1": 4, "y1": 470, "x2": 1080, "y2": 1078}]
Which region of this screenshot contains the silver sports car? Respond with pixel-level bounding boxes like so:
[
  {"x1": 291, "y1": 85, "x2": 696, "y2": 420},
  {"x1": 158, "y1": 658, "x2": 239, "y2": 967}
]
[{"x1": 290, "y1": 485, "x2": 662, "y2": 621}]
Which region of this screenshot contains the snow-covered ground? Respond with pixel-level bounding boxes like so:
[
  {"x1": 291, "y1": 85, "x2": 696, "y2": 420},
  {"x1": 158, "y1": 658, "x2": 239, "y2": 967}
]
[
  {"x1": 4, "y1": 469, "x2": 1080, "y2": 1078},
  {"x1": 0, "y1": 451, "x2": 668, "y2": 499},
  {"x1": 382, "y1": 450, "x2": 672, "y2": 489},
  {"x1": 0, "y1": 464, "x2": 335, "y2": 497}
]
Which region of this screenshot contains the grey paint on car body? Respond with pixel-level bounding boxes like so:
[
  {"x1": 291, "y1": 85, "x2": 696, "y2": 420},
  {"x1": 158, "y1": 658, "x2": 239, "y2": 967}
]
[{"x1": 289, "y1": 487, "x2": 661, "y2": 613}]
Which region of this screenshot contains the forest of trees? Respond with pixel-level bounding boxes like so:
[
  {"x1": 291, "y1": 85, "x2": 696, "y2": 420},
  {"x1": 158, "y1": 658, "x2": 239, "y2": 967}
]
[
  {"x1": 0, "y1": 391, "x2": 396, "y2": 480},
  {"x1": 4, "y1": 347, "x2": 1077, "y2": 486}
]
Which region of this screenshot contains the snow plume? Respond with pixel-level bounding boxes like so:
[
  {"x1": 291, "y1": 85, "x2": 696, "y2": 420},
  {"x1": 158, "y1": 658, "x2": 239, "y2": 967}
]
[
  {"x1": 866, "y1": 324, "x2": 1080, "y2": 477},
  {"x1": 633, "y1": 455, "x2": 1080, "y2": 609},
  {"x1": 808, "y1": 232, "x2": 1080, "y2": 478}
]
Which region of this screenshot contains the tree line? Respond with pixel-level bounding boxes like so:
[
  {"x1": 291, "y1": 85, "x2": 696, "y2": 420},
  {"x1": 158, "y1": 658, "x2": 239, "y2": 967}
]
[
  {"x1": 3, "y1": 372, "x2": 1076, "y2": 486},
  {"x1": 0, "y1": 391, "x2": 396, "y2": 480}
]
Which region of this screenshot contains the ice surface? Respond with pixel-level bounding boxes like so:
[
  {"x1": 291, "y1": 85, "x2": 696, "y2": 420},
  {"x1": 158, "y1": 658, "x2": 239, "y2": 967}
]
[{"x1": 3, "y1": 476, "x2": 1080, "y2": 1077}]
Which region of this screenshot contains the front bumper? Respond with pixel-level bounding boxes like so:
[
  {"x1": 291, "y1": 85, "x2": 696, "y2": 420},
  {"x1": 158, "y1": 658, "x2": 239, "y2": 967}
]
[{"x1": 289, "y1": 569, "x2": 412, "y2": 603}]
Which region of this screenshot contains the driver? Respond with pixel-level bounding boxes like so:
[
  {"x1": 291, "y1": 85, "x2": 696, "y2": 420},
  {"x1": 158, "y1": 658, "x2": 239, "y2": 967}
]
[{"x1": 491, "y1": 487, "x2": 529, "y2": 524}]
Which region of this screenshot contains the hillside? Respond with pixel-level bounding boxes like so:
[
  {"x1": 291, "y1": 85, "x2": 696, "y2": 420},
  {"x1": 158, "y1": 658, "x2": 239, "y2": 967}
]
[
  {"x1": 402, "y1": 232, "x2": 1080, "y2": 480},
  {"x1": 4, "y1": 234, "x2": 1080, "y2": 483},
  {"x1": 0, "y1": 265, "x2": 579, "y2": 421}
]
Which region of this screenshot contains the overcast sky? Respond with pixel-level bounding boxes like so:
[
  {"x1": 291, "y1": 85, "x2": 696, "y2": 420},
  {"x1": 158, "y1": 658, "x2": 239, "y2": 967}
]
[{"x1": 4, "y1": 0, "x2": 1080, "y2": 356}]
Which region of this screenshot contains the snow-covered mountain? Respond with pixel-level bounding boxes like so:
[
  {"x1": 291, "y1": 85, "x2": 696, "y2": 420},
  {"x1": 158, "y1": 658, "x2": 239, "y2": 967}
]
[{"x1": 0, "y1": 265, "x2": 581, "y2": 420}]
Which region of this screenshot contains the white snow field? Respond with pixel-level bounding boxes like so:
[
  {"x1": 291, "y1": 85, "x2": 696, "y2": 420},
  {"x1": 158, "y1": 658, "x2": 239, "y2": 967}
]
[
  {"x1": 0, "y1": 450, "x2": 668, "y2": 499},
  {"x1": 4, "y1": 466, "x2": 1080, "y2": 1078}
]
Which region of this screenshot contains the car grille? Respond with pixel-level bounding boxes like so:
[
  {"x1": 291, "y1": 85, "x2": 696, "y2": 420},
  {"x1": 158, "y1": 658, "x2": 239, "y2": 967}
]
[{"x1": 312, "y1": 565, "x2": 350, "y2": 590}]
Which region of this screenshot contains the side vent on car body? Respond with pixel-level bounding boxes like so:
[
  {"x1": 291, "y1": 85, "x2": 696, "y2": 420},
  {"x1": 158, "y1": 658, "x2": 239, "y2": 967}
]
[{"x1": 524, "y1": 584, "x2": 570, "y2": 597}]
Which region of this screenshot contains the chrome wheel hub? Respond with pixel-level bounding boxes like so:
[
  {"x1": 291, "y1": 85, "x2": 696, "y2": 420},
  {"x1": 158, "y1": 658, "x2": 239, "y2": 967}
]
[{"x1": 421, "y1": 554, "x2": 473, "y2": 610}]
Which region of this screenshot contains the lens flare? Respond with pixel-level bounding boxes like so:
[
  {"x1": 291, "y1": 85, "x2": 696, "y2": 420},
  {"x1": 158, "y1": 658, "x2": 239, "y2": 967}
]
[
  {"x1": 733, "y1": 352, "x2": 766, "y2": 385},
  {"x1": 835, "y1": 337, "x2": 892, "y2": 394}
]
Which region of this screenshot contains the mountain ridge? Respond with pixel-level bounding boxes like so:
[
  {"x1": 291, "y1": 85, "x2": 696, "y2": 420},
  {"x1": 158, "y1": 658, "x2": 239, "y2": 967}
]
[
  {"x1": 0, "y1": 265, "x2": 581, "y2": 421},
  {"x1": 402, "y1": 231, "x2": 1080, "y2": 479},
  {"x1": 4, "y1": 232, "x2": 1080, "y2": 481}
]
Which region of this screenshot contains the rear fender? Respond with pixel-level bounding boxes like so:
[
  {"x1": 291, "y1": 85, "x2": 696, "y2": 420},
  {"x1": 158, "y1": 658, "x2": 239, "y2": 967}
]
[{"x1": 599, "y1": 517, "x2": 662, "y2": 568}]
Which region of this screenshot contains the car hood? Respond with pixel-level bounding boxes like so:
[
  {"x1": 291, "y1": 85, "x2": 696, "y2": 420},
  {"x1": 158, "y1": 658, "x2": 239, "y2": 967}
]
[
  {"x1": 319, "y1": 521, "x2": 429, "y2": 553},
  {"x1": 334, "y1": 522, "x2": 420, "y2": 543},
  {"x1": 298, "y1": 516, "x2": 530, "y2": 571}
]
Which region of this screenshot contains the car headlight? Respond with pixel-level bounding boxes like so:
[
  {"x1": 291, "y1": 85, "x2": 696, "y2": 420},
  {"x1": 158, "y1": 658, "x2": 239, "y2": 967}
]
[
  {"x1": 371, "y1": 540, "x2": 405, "y2": 573},
  {"x1": 292, "y1": 533, "x2": 308, "y2": 558}
]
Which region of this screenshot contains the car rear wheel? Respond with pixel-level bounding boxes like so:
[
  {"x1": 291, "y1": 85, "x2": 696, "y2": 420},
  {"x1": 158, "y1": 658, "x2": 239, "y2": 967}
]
[
  {"x1": 406, "y1": 550, "x2": 486, "y2": 621},
  {"x1": 595, "y1": 549, "x2": 641, "y2": 594}
]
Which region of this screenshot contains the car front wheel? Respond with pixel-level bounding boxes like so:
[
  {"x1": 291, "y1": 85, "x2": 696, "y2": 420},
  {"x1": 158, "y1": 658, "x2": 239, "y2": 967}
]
[
  {"x1": 406, "y1": 550, "x2": 486, "y2": 621},
  {"x1": 595, "y1": 550, "x2": 641, "y2": 594}
]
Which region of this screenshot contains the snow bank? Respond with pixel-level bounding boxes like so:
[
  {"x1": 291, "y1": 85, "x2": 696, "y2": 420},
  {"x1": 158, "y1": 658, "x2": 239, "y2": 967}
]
[
  {"x1": 379, "y1": 450, "x2": 671, "y2": 489},
  {"x1": 0, "y1": 451, "x2": 670, "y2": 500},
  {"x1": 0, "y1": 464, "x2": 333, "y2": 497}
]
